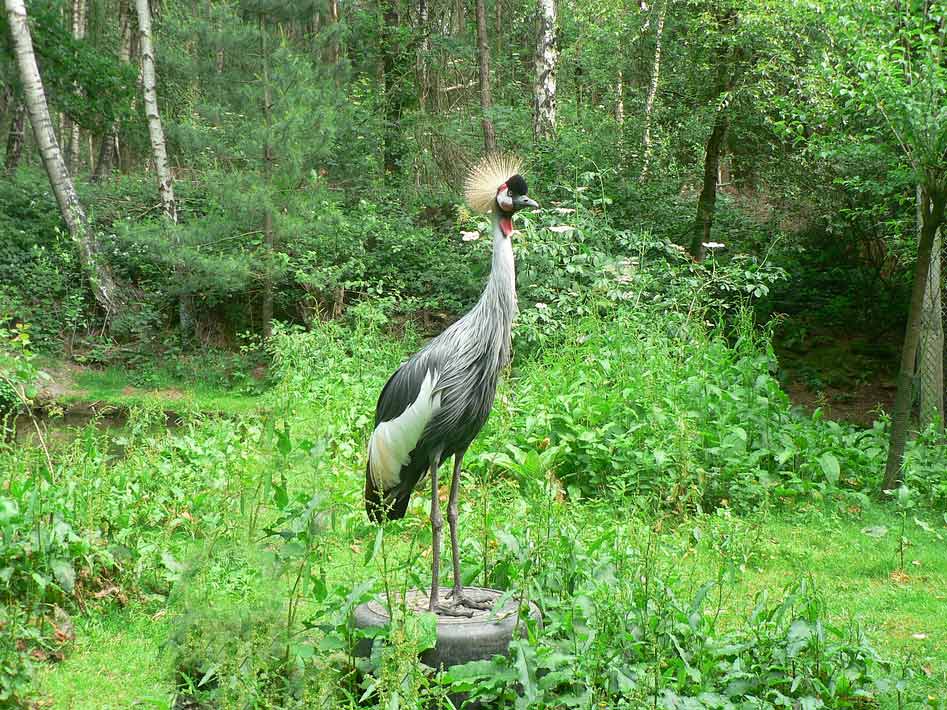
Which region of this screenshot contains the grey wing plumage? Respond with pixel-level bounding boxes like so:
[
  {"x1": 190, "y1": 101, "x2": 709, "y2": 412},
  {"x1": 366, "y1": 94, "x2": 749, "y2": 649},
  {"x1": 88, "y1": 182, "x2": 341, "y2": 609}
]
[{"x1": 365, "y1": 314, "x2": 506, "y2": 523}]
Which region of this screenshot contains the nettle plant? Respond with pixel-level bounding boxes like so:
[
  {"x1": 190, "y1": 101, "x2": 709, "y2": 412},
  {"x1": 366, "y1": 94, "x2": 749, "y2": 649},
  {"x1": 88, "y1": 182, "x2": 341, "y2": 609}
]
[{"x1": 444, "y1": 494, "x2": 887, "y2": 707}]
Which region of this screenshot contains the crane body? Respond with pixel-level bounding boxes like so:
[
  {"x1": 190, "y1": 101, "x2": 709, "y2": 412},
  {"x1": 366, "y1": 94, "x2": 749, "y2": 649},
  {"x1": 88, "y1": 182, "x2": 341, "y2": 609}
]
[{"x1": 364, "y1": 156, "x2": 537, "y2": 615}]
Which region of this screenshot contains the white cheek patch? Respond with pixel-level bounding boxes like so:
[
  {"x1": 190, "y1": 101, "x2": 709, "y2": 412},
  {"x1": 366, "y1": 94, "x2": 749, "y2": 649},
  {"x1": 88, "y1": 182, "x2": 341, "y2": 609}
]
[
  {"x1": 368, "y1": 369, "x2": 441, "y2": 492},
  {"x1": 497, "y1": 187, "x2": 513, "y2": 212}
]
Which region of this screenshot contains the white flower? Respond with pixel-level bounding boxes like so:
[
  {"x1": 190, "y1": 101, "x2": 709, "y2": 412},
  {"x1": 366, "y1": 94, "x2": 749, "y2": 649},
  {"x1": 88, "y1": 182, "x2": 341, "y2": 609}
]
[
  {"x1": 461, "y1": 230, "x2": 480, "y2": 242},
  {"x1": 554, "y1": 207, "x2": 576, "y2": 214},
  {"x1": 548, "y1": 225, "x2": 575, "y2": 233},
  {"x1": 702, "y1": 241, "x2": 725, "y2": 250},
  {"x1": 535, "y1": 302, "x2": 549, "y2": 310}
]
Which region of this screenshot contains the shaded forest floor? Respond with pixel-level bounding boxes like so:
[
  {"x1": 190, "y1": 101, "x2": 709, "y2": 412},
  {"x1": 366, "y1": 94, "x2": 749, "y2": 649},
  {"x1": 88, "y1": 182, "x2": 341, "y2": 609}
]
[{"x1": 773, "y1": 329, "x2": 898, "y2": 427}]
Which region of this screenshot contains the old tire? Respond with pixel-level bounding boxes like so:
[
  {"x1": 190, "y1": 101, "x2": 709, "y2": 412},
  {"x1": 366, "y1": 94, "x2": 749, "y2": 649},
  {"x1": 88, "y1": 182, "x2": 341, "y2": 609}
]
[{"x1": 352, "y1": 586, "x2": 542, "y2": 669}]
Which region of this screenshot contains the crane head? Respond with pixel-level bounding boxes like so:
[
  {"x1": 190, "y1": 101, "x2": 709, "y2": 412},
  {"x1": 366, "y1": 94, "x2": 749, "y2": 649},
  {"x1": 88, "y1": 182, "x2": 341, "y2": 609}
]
[
  {"x1": 495, "y1": 174, "x2": 539, "y2": 214},
  {"x1": 464, "y1": 153, "x2": 539, "y2": 215}
]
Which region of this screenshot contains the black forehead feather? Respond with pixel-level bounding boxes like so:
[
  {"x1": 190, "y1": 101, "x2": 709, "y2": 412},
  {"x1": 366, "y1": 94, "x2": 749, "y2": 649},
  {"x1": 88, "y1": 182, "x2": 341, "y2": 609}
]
[{"x1": 506, "y1": 174, "x2": 528, "y2": 196}]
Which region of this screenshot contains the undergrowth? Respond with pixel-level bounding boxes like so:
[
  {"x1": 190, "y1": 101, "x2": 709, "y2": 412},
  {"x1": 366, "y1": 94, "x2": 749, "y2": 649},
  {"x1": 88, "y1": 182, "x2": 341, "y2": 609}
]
[{"x1": 3, "y1": 296, "x2": 947, "y2": 706}]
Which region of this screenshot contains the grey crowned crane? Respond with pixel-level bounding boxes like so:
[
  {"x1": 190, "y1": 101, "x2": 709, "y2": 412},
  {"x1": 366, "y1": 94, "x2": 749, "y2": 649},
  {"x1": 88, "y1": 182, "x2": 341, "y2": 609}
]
[{"x1": 364, "y1": 154, "x2": 538, "y2": 615}]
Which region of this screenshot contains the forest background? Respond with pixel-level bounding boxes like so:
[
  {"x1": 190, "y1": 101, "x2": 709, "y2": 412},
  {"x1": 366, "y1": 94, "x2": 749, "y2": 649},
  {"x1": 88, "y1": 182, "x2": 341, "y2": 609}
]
[{"x1": 1, "y1": 0, "x2": 947, "y2": 707}]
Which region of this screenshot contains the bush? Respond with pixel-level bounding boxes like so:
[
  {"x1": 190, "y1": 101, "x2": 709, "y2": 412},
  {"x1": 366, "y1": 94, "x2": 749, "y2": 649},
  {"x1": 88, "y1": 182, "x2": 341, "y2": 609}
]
[{"x1": 477, "y1": 305, "x2": 893, "y2": 511}]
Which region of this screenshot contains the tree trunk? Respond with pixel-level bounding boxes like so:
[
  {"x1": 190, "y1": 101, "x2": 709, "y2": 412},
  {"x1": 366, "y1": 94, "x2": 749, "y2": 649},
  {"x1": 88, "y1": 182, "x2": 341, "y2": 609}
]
[
  {"x1": 135, "y1": 0, "x2": 175, "y2": 223},
  {"x1": 884, "y1": 187, "x2": 947, "y2": 490},
  {"x1": 532, "y1": 0, "x2": 558, "y2": 141},
  {"x1": 453, "y1": 0, "x2": 464, "y2": 36},
  {"x1": 68, "y1": 0, "x2": 86, "y2": 174},
  {"x1": 417, "y1": 0, "x2": 430, "y2": 110},
  {"x1": 639, "y1": 0, "x2": 667, "y2": 181},
  {"x1": 136, "y1": 0, "x2": 193, "y2": 336},
  {"x1": 475, "y1": 0, "x2": 496, "y2": 152},
  {"x1": 381, "y1": 0, "x2": 405, "y2": 174},
  {"x1": 92, "y1": 0, "x2": 131, "y2": 183},
  {"x1": 4, "y1": 100, "x2": 26, "y2": 174},
  {"x1": 689, "y1": 112, "x2": 728, "y2": 263},
  {"x1": 5, "y1": 0, "x2": 122, "y2": 314},
  {"x1": 328, "y1": 0, "x2": 340, "y2": 68},
  {"x1": 614, "y1": 70, "x2": 624, "y2": 125},
  {"x1": 261, "y1": 16, "x2": 275, "y2": 339},
  {"x1": 919, "y1": 184, "x2": 944, "y2": 429}
]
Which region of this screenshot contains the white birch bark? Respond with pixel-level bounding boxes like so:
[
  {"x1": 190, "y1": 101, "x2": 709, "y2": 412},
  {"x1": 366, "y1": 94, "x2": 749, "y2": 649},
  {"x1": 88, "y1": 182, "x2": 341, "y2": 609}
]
[
  {"x1": 136, "y1": 0, "x2": 195, "y2": 336},
  {"x1": 614, "y1": 70, "x2": 624, "y2": 125},
  {"x1": 532, "y1": 0, "x2": 558, "y2": 140},
  {"x1": 69, "y1": 0, "x2": 86, "y2": 173},
  {"x1": 417, "y1": 0, "x2": 430, "y2": 110},
  {"x1": 135, "y1": 0, "x2": 176, "y2": 222},
  {"x1": 639, "y1": 0, "x2": 667, "y2": 181},
  {"x1": 5, "y1": 0, "x2": 122, "y2": 313},
  {"x1": 919, "y1": 183, "x2": 945, "y2": 427}
]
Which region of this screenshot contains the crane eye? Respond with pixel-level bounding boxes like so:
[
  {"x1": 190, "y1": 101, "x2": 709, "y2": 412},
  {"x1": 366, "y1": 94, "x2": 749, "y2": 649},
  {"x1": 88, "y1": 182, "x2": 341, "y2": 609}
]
[{"x1": 496, "y1": 189, "x2": 513, "y2": 212}]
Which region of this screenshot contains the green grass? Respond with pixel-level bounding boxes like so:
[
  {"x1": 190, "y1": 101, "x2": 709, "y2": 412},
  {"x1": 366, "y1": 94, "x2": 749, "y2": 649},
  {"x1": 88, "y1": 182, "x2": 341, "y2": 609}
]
[
  {"x1": 69, "y1": 366, "x2": 263, "y2": 415},
  {"x1": 10, "y1": 309, "x2": 947, "y2": 708},
  {"x1": 30, "y1": 501, "x2": 947, "y2": 707},
  {"x1": 35, "y1": 355, "x2": 264, "y2": 416},
  {"x1": 34, "y1": 608, "x2": 175, "y2": 709},
  {"x1": 682, "y1": 506, "x2": 947, "y2": 701}
]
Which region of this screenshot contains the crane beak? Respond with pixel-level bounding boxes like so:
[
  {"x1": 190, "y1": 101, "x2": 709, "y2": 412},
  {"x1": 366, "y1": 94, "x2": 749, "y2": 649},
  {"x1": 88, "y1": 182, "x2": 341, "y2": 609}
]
[{"x1": 512, "y1": 195, "x2": 539, "y2": 211}]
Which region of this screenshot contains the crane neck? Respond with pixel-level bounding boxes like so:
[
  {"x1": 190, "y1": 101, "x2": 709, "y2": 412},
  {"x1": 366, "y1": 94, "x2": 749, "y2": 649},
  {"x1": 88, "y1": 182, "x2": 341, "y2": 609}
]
[{"x1": 478, "y1": 211, "x2": 518, "y2": 325}]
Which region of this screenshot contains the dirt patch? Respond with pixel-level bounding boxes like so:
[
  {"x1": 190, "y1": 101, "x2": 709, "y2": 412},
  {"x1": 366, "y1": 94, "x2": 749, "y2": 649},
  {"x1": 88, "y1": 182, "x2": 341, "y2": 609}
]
[
  {"x1": 115, "y1": 385, "x2": 186, "y2": 401},
  {"x1": 36, "y1": 361, "x2": 84, "y2": 401},
  {"x1": 775, "y1": 328, "x2": 898, "y2": 427},
  {"x1": 784, "y1": 380, "x2": 895, "y2": 428}
]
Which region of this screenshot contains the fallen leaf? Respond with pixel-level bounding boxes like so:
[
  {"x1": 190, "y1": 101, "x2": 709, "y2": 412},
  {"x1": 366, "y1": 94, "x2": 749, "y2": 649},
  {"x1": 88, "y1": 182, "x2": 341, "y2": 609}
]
[{"x1": 890, "y1": 570, "x2": 910, "y2": 584}]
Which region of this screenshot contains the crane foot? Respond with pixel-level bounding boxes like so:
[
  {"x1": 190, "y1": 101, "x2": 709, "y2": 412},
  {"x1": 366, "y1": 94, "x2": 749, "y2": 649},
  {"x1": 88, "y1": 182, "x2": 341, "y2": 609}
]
[
  {"x1": 431, "y1": 601, "x2": 475, "y2": 617},
  {"x1": 446, "y1": 588, "x2": 494, "y2": 612}
]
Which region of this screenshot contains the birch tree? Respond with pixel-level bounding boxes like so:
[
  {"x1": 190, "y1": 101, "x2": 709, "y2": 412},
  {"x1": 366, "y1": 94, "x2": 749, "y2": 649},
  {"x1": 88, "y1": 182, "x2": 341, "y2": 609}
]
[
  {"x1": 4, "y1": 0, "x2": 122, "y2": 314},
  {"x1": 533, "y1": 0, "x2": 558, "y2": 140},
  {"x1": 68, "y1": 0, "x2": 86, "y2": 173},
  {"x1": 475, "y1": 0, "x2": 497, "y2": 152},
  {"x1": 93, "y1": 0, "x2": 133, "y2": 182},
  {"x1": 639, "y1": 0, "x2": 668, "y2": 181},
  {"x1": 135, "y1": 0, "x2": 175, "y2": 223},
  {"x1": 136, "y1": 0, "x2": 195, "y2": 335}
]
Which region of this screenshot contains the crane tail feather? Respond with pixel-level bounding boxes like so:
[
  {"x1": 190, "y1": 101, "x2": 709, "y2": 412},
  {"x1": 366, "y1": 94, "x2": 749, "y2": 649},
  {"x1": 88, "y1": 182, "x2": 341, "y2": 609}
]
[{"x1": 365, "y1": 368, "x2": 441, "y2": 523}]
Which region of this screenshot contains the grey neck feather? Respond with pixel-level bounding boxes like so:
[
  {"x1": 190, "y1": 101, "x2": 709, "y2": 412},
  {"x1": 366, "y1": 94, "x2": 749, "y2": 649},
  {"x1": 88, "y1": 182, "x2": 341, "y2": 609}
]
[{"x1": 468, "y1": 212, "x2": 518, "y2": 366}]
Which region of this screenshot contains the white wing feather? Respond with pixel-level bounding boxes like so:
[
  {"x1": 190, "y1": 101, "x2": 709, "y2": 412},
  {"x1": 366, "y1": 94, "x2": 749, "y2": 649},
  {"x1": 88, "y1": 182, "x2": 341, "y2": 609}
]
[{"x1": 368, "y1": 369, "x2": 441, "y2": 491}]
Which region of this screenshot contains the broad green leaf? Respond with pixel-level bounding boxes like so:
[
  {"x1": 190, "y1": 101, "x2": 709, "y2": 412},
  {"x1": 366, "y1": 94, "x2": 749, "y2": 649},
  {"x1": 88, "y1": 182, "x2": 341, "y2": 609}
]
[{"x1": 819, "y1": 452, "x2": 840, "y2": 485}]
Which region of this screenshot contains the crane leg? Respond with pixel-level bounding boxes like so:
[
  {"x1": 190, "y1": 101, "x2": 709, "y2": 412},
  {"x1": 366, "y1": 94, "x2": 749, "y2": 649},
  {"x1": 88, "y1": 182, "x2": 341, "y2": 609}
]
[
  {"x1": 428, "y1": 456, "x2": 444, "y2": 613},
  {"x1": 445, "y1": 449, "x2": 491, "y2": 612}
]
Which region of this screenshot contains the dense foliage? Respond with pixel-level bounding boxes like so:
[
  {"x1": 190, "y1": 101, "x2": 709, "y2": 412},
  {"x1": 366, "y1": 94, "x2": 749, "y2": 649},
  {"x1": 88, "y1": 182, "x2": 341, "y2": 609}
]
[{"x1": 2, "y1": 0, "x2": 946, "y2": 706}]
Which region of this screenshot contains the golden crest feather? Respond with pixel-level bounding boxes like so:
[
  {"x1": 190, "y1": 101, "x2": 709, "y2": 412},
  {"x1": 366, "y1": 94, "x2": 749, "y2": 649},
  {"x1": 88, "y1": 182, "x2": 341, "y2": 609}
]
[{"x1": 464, "y1": 153, "x2": 524, "y2": 214}]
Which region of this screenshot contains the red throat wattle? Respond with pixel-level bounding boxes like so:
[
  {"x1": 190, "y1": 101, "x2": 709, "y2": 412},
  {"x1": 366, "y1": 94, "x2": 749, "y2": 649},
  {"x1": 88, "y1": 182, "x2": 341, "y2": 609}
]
[{"x1": 499, "y1": 216, "x2": 513, "y2": 237}]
